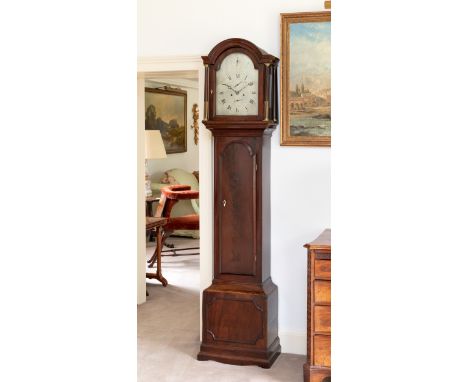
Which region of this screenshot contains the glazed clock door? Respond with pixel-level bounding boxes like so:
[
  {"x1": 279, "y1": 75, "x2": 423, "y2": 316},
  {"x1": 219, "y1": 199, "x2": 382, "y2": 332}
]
[{"x1": 217, "y1": 137, "x2": 258, "y2": 279}]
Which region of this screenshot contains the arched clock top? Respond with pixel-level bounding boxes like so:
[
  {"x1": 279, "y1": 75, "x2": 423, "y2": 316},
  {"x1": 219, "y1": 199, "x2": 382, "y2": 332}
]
[
  {"x1": 215, "y1": 49, "x2": 260, "y2": 71},
  {"x1": 202, "y1": 38, "x2": 277, "y2": 66},
  {"x1": 220, "y1": 140, "x2": 256, "y2": 158}
]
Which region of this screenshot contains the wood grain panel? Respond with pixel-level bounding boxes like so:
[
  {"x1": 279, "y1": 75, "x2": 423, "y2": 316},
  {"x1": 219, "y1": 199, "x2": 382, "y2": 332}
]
[
  {"x1": 314, "y1": 259, "x2": 330, "y2": 279},
  {"x1": 206, "y1": 297, "x2": 263, "y2": 345},
  {"x1": 314, "y1": 280, "x2": 330, "y2": 305},
  {"x1": 219, "y1": 140, "x2": 256, "y2": 276},
  {"x1": 313, "y1": 335, "x2": 331, "y2": 367},
  {"x1": 314, "y1": 306, "x2": 330, "y2": 333}
]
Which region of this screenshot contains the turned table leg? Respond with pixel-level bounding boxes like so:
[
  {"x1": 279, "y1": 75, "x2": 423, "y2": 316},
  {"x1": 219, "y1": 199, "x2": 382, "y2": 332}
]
[{"x1": 146, "y1": 226, "x2": 168, "y2": 287}]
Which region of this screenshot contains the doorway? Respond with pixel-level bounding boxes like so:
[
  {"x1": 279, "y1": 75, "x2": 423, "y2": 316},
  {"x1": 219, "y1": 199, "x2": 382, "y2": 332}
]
[{"x1": 137, "y1": 56, "x2": 213, "y2": 336}]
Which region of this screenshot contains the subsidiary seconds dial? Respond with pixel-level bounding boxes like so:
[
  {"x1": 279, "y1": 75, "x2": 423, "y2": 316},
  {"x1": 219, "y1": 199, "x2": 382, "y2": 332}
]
[{"x1": 215, "y1": 52, "x2": 259, "y2": 116}]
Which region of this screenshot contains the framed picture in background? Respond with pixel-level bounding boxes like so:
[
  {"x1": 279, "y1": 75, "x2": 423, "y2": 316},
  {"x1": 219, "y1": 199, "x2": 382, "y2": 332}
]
[
  {"x1": 280, "y1": 12, "x2": 331, "y2": 146},
  {"x1": 145, "y1": 87, "x2": 187, "y2": 154}
]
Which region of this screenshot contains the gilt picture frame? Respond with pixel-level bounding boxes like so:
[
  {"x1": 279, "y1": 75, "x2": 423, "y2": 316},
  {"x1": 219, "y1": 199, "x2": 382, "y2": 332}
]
[
  {"x1": 145, "y1": 87, "x2": 187, "y2": 154},
  {"x1": 280, "y1": 12, "x2": 331, "y2": 147}
]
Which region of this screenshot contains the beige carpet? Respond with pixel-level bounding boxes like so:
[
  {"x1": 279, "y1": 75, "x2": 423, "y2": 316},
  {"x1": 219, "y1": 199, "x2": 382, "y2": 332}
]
[{"x1": 138, "y1": 237, "x2": 305, "y2": 382}]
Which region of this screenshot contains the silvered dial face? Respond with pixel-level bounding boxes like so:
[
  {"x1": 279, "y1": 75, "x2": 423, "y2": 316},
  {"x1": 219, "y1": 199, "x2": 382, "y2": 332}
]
[{"x1": 215, "y1": 53, "x2": 258, "y2": 116}]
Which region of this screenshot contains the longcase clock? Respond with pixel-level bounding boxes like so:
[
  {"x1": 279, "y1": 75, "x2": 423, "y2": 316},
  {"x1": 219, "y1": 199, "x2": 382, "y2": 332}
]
[{"x1": 197, "y1": 38, "x2": 280, "y2": 368}]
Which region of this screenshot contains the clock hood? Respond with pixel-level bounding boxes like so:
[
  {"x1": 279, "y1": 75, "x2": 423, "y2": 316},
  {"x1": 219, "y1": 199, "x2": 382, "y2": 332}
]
[{"x1": 202, "y1": 38, "x2": 279, "y2": 124}]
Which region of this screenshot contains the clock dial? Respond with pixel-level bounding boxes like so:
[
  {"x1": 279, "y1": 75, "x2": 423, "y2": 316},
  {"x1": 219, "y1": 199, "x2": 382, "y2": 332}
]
[{"x1": 215, "y1": 53, "x2": 259, "y2": 116}]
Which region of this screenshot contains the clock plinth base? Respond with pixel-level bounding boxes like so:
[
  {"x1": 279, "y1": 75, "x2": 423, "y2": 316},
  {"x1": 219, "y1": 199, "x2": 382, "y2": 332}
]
[
  {"x1": 198, "y1": 278, "x2": 281, "y2": 368},
  {"x1": 198, "y1": 336, "x2": 281, "y2": 368}
]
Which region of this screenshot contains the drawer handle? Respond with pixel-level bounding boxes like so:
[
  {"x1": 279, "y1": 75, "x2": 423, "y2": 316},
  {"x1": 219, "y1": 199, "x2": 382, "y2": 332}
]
[{"x1": 223, "y1": 200, "x2": 227, "y2": 207}]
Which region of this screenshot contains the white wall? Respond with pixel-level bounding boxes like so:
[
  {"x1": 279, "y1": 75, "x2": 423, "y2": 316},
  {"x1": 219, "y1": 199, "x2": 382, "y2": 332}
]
[
  {"x1": 145, "y1": 80, "x2": 199, "y2": 182},
  {"x1": 138, "y1": 0, "x2": 331, "y2": 355}
]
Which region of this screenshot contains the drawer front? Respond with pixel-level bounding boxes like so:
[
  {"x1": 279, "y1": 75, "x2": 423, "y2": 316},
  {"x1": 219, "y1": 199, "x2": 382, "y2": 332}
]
[
  {"x1": 310, "y1": 372, "x2": 331, "y2": 382},
  {"x1": 314, "y1": 259, "x2": 330, "y2": 279},
  {"x1": 313, "y1": 334, "x2": 331, "y2": 367},
  {"x1": 314, "y1": 280, "x2": 331, "y2": 305},
  {"x1": 314, "y1": 306, "x2": 331, "y2": 333}
]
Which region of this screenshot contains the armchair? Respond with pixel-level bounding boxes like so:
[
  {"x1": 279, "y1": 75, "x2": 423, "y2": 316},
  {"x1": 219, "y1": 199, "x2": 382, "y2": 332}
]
[
  {"x1": 147, "y1": 185, "x2": 199, "y2": 268},
  {"x1": 151, "y1": 168, "x2": 199, "y2": 238}
]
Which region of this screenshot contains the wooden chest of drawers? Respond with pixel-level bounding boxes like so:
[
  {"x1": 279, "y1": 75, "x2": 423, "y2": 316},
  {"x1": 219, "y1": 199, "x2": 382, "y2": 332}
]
[{"x1": 304, "y1": 229, "x2": 331, "y2": 382}]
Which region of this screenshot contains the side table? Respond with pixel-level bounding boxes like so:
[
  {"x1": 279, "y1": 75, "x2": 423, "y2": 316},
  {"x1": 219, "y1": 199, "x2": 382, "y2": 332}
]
[{"x1": 145, "y1": 217, "x2": 168, "y2": 287}]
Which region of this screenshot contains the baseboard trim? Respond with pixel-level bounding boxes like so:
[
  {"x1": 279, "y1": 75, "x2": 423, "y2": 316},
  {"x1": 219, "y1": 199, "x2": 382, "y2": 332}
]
[{"x1": 279, "y1": 330, "x2": 306, "y2": 355}]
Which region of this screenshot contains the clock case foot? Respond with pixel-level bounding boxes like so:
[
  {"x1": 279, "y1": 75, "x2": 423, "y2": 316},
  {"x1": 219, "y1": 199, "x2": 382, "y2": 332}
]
[
  {"x1": 197, "y1": 278, "x2": 281, "y2": 368},
  {"x1": 197, "y1": 337, "x2": 281, "y2": 368}
]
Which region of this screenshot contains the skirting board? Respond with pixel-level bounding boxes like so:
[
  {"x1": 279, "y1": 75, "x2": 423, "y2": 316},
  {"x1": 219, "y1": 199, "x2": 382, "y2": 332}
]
[{"x1": 279, "y1": 331, "x2": 306, "y2": 355}]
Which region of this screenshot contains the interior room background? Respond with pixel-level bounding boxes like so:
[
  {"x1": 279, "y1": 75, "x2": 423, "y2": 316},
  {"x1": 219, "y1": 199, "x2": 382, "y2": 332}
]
[
  {"x1": 145, "y1": 80, "x2": 199, "y2": 181},
  {"x1": 138, "y1": 0, "x2": 330, "y2": 355}
]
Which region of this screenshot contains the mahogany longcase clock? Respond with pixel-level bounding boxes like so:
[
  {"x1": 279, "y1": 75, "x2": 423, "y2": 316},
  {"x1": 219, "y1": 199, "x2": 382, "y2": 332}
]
[{"x1": 197, "y1": 39, "x2": 280, "y2": 368}]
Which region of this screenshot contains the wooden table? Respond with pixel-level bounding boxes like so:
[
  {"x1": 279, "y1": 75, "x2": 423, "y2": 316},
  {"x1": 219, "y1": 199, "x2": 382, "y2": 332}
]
[
  {"x1": 304, "y1": 229, "x2": 331, "y2": 382},
  {"x1": 146, "y1": 217, "x2": 168, "y2": 287}
]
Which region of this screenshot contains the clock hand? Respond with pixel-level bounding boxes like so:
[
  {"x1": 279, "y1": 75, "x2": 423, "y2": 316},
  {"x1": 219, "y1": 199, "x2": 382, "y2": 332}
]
[
  {"x1": 236, "y1": 85, "x2": 248, "y2": 94},
  {"x1": 222, "y1": 83, "x2": 235, "y2": 91},
  {"x1": 233, "y1": 80, "x2": 248, "y2": 94}
]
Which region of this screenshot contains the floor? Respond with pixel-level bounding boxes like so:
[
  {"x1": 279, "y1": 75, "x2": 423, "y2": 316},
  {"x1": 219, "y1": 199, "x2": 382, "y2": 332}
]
[{"x1": 138, "y1": 237, "x2": 305, "y2": 382}]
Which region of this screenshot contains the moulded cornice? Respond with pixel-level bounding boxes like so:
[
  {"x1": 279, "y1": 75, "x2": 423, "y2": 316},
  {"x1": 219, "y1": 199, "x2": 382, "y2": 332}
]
[
  {"x1": 138, "y1": 55, "x2": 204, "y2": 73},
  {"x1": 146, "y1": 77, "x2": 199, "y2": 90}
]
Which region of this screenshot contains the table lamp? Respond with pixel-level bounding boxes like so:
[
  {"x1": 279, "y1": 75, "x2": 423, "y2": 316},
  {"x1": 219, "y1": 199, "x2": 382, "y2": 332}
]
[{"x1": 145, "y1": 130, "x2": 167, "y2": 197}]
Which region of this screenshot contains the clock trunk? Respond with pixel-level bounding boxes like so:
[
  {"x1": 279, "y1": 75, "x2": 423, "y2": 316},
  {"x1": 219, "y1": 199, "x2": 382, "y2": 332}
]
[{"x1": 217, "y1": 136, "x2": 257, "y2": 277}]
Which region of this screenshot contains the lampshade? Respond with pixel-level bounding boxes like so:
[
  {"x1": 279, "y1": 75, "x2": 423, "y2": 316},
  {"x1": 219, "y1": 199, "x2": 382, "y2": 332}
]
[{"x1": 145, "y1": 130, "x2": 167, "y2": 159}]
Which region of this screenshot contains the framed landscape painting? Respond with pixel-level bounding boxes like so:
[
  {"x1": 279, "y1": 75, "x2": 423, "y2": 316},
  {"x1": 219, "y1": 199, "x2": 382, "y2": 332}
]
[
  {"x1": 145, "y1": 87, "x2": 187, "y2": 154},
  {"x1": 281, "y1": 12, "x2": 331, "y2": 146}
]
